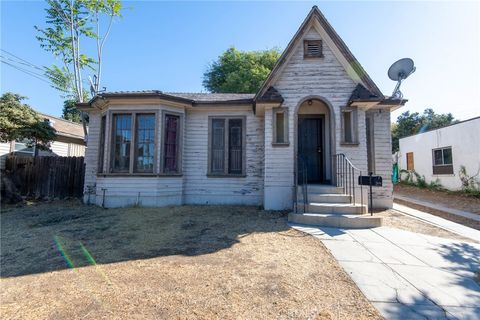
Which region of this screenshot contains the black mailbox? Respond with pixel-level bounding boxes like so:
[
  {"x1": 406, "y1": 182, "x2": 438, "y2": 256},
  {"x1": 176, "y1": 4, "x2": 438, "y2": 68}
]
[
  {"x1": 358, "y1": 174, "x2": 382, "y2": 216},
  {"x1": 358, "y1": 175, "x2": 382, "y2": 187}
]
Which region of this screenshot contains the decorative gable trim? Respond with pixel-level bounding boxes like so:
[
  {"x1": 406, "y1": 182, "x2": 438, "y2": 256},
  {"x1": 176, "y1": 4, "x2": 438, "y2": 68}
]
[{"x1": 254, "y1": 6, "x2": 384, "y2": 101}]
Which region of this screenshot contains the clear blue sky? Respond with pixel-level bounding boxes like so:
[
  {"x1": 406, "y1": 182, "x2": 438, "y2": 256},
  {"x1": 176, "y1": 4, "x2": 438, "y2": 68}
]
[{"x1": 1, "y1": 1, "x2": 479, "y2": 121}]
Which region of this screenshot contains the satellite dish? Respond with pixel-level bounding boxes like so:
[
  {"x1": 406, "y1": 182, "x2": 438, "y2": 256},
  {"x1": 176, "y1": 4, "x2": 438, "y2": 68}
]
[{"x1": 388, "y1": 58, "x2": 416, "y2": 99}]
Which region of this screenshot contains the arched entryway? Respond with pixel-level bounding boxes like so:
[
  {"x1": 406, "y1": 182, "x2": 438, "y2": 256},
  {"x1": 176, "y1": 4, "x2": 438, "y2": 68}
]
[{"x1": 295, "y1": 98, "x2": 335, "y2": 184}]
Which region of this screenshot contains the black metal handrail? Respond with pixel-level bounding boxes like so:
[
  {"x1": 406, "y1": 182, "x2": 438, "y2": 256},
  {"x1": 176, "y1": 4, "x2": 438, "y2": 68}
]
[
  {"x1": 332, "y1": 153, "x2": 364, "y2": 208},
  {"x1": 294, "y1": 155, "x2": 308, "y2": 213}
]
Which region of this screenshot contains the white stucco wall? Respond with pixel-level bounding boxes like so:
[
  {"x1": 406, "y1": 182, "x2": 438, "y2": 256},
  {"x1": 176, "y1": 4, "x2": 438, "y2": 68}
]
[{"x1": 398, "y1": 117, "x2": 480, "y2": 190}]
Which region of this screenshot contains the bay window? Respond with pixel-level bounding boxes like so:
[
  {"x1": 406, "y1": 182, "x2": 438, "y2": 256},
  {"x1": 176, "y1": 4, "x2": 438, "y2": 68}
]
[
  {"x1": 112, "y1": 114, "x2": 132, "y2": 172},
  {"x1": 161, "y1": 112, "x2": 183, "y2": 174},
  {"x1": 109, "y1": 112, "x2": 157, "y2": 174},
  {"x1": 135, "y1": 114, "x2": 155, "y2": 172}
]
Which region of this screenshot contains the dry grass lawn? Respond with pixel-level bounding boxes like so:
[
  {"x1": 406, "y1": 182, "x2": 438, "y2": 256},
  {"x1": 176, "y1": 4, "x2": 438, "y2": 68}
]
[{"x1": 1, "y1": 201, "x2": 381, "y2": 319}]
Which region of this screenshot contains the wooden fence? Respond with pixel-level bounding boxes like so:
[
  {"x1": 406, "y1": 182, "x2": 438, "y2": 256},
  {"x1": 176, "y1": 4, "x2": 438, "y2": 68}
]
[{"x1": 5, "y1": 156, "x2": 85, "y2": 199}]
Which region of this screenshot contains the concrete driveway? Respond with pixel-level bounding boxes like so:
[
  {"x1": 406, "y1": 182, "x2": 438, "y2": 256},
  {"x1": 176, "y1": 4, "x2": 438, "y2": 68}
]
[{"x1": 291, "y1": 225, "x2": 480, "y2": 320}]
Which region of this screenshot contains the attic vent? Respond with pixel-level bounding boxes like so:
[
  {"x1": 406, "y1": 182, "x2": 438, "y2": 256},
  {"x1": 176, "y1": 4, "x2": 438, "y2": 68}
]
[{"x1": 304, "y1": 40, "x2": 323, "y2": 58}]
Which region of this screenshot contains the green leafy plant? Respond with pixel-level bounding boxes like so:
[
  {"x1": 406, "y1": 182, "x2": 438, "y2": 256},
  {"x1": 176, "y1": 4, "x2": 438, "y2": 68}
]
[
  {"x1": 458, "y1": 165, "x2": 480, "y2": 197},
  {"x1": 0, "y1": 93, "x2": 57, "y2": 150},
  {"x1": 427, "y1": 179, "x2": 444, "y2": 191},
  {"x1": 36, "y1": 0, "x2": 123, "y2": 136},
  {"x1": 203, "y1": 47, "x2": 280, "y2": 93},
  {"x1": 391, "y1": 108, "x2": 457, "y2": 152},
  {"x1": 399, "y1": 169, "x2": 443, "y2": 190}
]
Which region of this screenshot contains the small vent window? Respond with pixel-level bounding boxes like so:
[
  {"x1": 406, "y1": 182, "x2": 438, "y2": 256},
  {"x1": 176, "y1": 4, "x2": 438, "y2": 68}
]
[{"x1": 304, "y1": 40, "x2": 323, "y2": 58}]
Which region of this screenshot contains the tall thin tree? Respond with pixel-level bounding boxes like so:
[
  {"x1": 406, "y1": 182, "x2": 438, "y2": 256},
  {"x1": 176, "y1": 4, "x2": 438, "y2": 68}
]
[{"x1": 36, "y1": 0, "x2": 122, "y2": 138}]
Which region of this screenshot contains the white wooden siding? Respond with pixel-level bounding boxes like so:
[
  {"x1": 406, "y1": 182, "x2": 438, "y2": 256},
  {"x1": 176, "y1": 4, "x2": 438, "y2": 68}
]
[
  {"x1": 83, "y1": 105, "x2": 186, "y2": 207},
  {"x1": 265, "y1": 25, "x2": 367, "y2": 209},
  {"x1": 95, "y1": 176, "x2": 182, "y2": 207},
  {"x1": 68, "y1": 143, "x2": 85, "y2": 156},
  {"x1": 0, "y1": 142, "x2": 11, "y2": 170},
  {"x1": 83, "y1": 111, "x2": 101, "y2": 203},
  {"x1": 183, "y1": 108, "x2": 264, "y2": 205},
  {"x1": 50, "y1": 141, "x2": 69, "y2": 156},
  {"x1": 369, "y1": 110, "x2": 393, "y2": 208},
  {"x1": 82, "y1": 104, "x2": 265, "y2": 208}
]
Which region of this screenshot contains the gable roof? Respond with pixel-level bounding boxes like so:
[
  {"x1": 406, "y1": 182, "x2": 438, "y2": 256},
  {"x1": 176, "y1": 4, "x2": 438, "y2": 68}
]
[
  {"x1": 254, "y1": 6, "x2": 384, "y2": 101},
  {"x1": 257, "y1": 87, "x2": 284, "y2": 103},
  {"x1": 348, "y1": 84, "x2": 380, "y2": 102},
  {"x1": 165, "y1": 92, "x2": 254, "y2": 104},
  {"x1": 39, "y1": 113, "x2": 85, "y2": 140}
]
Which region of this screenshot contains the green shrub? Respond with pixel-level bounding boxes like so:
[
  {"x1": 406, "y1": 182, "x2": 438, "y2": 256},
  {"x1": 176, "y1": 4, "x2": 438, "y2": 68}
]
[
  {"x1": 399, "y1": 170, "x2": 442, "y2": 190},
  {"x1": 457, "y1": 165, "x2": 480, "y2": 198}
]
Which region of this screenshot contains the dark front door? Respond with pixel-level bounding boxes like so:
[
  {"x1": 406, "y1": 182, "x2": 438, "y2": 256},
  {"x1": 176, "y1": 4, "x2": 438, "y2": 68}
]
[{"x1": 298, "y1": 116, "x2": 324, "y2": 183}]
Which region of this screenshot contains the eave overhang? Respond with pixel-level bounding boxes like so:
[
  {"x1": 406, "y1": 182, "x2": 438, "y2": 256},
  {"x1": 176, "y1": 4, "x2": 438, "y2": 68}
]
[
  {"x1": 77, "y1": 92, "x2": 255, "y2": 112},
  {"x1": 348, "y1": 98, "x2": 408, "y2": 111}
]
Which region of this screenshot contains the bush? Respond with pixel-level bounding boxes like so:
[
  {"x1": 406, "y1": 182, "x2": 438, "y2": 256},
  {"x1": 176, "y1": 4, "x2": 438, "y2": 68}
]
[
  {"x1": 399, "y1": 170, "x2": 443, "y2": 190},
  {"x1": 456, "y1": 166, "x2": 480, "y2": 198}
]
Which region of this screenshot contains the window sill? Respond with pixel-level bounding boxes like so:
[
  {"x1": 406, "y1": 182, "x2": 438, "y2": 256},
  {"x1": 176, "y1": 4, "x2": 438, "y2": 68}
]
[
  {"x1": 98, "y1": 173, "x2": 156, "y2": 177},
  {"x1": 272, "y1": 142, "x2": 290, "y2": 147},
  {"x1": 340, "y1": 141, "x2": 359, "y2": 146},
  {"x1": 207, "y1": 174, "x2": 246, "y2": 178},
  {"x1": 97, "y1": 173, "x2": 183, "y2": 177},
  {"x1": 159, "y1": 172, "x2": 183, "y2": 177}
]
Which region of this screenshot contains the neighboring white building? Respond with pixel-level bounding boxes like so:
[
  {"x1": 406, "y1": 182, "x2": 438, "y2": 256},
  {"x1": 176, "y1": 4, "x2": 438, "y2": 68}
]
[
  {"x1": 0, "y1": 113, "x2": 85, "y2": 170},
  {"x1": 398, "y1": 116, "x2": 480, "y2": 190},
  {"x1": 78, "y1": 7, "x2": 406, "y2": 210}
]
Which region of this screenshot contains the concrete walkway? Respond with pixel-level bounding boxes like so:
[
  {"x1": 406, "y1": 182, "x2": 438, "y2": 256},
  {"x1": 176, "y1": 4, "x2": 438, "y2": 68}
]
[
  {"x1": 290, "y1": 224, "x2": 480, "y2": 319},
  {"x1": 394, "y1": 194, "x2": 480, "y2": 222},
  {"x1": 393, "y1": 203, "x2": 480, "y2": 242}
]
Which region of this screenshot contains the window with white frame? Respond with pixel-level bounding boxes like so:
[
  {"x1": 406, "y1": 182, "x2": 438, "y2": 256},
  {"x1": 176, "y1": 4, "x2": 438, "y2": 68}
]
[
  {"x1": 432, "y1": 147, "x2": 453, "y2": 175},
  {"x1": 14, "y1": 139, "x2": 35, "y2": 156}
]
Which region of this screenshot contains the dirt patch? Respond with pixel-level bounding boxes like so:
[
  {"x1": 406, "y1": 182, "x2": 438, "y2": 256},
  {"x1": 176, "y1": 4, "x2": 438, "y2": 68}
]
[
  {"x1": 394, "y1": 198, "x2": 480, "y2": 231},
  {"x1": 377, "y1": 209, "x2": 478, "y2": 243},
  {"x1": 1, "y1": 201, "x2": 381, "y2": 319},
  {"x1": 394, "y1": 183, "x2": 480, "y2": 214}
]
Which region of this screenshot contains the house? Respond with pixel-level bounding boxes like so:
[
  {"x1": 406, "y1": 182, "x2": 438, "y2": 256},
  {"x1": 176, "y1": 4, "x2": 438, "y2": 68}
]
[
  {"x1": 0, "y1": 113, "x2": 85, "y2": 170},
  {"x1": 77, "y1": 6, "x2": 406, "y2": 211},
  {"x1": 398, "y1": 116, "x2": 480, "y2": 190}
]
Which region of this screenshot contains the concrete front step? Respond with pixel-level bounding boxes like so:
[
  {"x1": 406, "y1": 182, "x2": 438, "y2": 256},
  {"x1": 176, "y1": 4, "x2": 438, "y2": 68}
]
[
  {"x1": 306, "y1": 202, "x2": 367, "y2": 214},
  {"x1": 298, "y1": 184, "x2": 344, "y2": 194},
  {"x1": 298, "y1": 193, "x2": 351, "y2": 204},
  {"x1": 288, "y1": 212, "x2": 382, "y2": 229}
]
